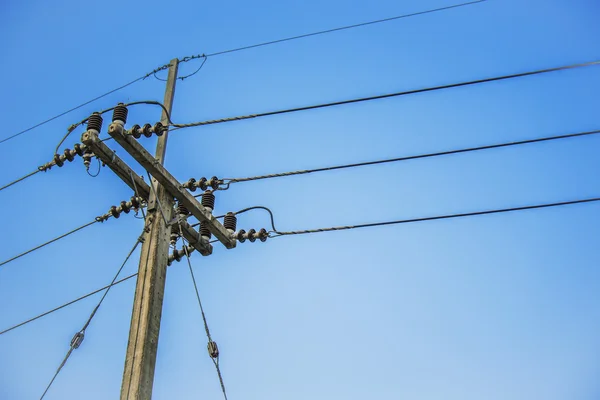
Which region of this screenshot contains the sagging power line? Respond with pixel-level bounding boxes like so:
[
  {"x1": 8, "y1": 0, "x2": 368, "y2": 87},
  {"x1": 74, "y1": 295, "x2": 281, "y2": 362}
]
[
  {"x1": 270, "y1": 197, "x2": 600, "y2": 237},
  {"x1": 202, "y1": 129, "x2": 600, "y2": 189},
  {"x1": 0, "y1": 197, "x2": 146, "y2": 269},
  {"x1": 167, "y1": 60, "x2": 600, "y2": 131}
]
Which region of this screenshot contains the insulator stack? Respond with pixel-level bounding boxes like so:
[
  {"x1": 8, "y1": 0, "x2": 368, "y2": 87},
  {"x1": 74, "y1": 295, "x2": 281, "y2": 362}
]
[
  {"x1": 128, "y1": 122, "x2": 167, "y2": 139},
  {"x1": 96, "y1": 196, "x2": 145, "y2": 222},
  {"x1": 87, "y1": 112, "x2": 103, "y2": 133},
  {"x1": 112, "y1": 103, "x2": 128, "y2": 125},
  {"x1": 224, "y1": 212, "x2": 237, "y2": 232},
  {"x1": 189, "y1": 176, "x2": 221, "y2": 191},
  {"x1": 49, "y1": 146, "x2": 85, "y2": 170},
  {"x1": 201, "y1": 191, "x2": 215, "y2": 212},
  {"x1": 235, "y1": 228, "x2": 268, "y2": 243},
  {"x1": 207, "y1": 341, "x2": 219, "y2": 359},
  {"x1": 200, "y1": 223, "x2": 212, "y2": 240}
]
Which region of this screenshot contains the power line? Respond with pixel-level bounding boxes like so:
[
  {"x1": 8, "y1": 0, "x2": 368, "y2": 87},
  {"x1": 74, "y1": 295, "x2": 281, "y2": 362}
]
[
  {"x1": 270, "y1": 197, "x2": 600, "y2": 237},
  {"x1": 39, "y1": 233, "x2": 143, "y2": 399},
  {"x1": 220, "y1": 129, "x2": 600, "y2": 186},
  {"x1": 0, "y1": 63, "x2": 172, "y2": 146},
  {"x1": 0, "y1": 220, "x2": 97, "y2": 269},
  {"x1": 0, "y1": 273, "x2": 138, "y2": 336},
  {"x1": 170, "y1": 60, "x2": 600, "y2": 130},
  {"x1": 0, "y1": 169, "x2": 40, "y2": 193},
  {"x1": 0, "y1": 196, "x2": 146, "y2": 269},
  {"x1": 202, "y1": 1, "x2": 486, "y2": 58},
  {"x1": 1, "y1": 1, "x2": 486, "y2": 147}
]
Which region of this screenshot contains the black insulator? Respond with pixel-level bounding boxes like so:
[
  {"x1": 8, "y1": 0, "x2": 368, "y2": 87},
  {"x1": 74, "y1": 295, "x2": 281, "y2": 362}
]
[
  {"x1": 87, "y1": 112, "x2": 103, "y2": 132},
  {"x1": 201, "y1": 191, "x2": 215, "y2": 211},
  {"x1": 207, "y1": 341, "x2": 219, "y2": 359},
  {"x1": 121, "y1": 200, "x2": 131, "y2": 213},
  {"x1": 131, "y1": 124, "x2": 142, "y2": 139},
  {"x1": 258, "y1": 228, "x2": 268, "y2": 242},
  {"x1": 152, "y1": 122, "x2": 165, "y2": 136},
  {"x1": 224, "y1": 213, "x2": 237, "y2": 231},
  {"x1": 74, "y1": 143, "x2": 84, "y2": 156},
  {"x1": 247, "y1": 228, "x2": 257, "y2": 243},
  {"x1": 142, "y1": 123, "x2": 152, "y2": 138},
  {"x1": 185, "y1": 178, "x2": 197, "y2": 192},
  {"x1": 177, "y1": 203, "x2": 189, "y2": 216},
  {"x1": 130, "y1": 196, "x2": 140, "y2": 209},
  {"x1": 110, "y1": 206, "x2": 120, "y2": 218},
  {"x1": 209, "y1": 176, "x2": 220, "y2": 190},
  {"x1": 237, "y1": 229, "x2": 246, "y2": 243},
  {"x1": 64, "y1": 149, "x2": 75, "y2": 162},
  {"x1": 198, "y1": 177, "x2": 208, "y2": 191},
  {"x1": 53, "y1": 153, "x2": 64, "y2": 167},
  {"x1": 112, "y1": 103, "x2": 128, "y2": 124},
  {"x1": 200, "y1": 223, "x2": 212, "y2": 239}
]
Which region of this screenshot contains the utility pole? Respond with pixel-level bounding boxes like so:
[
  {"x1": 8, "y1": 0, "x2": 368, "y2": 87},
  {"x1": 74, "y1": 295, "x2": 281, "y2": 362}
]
[
  {"x1": 81, "y1": 56, "x2": 238, "y2": 399},
  {"x1": 119, "y1": 58, "x2": 179, "y2": 400}
]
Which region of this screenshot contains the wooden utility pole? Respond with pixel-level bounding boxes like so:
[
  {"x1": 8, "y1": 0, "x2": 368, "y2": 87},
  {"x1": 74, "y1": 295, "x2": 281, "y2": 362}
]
[{"x1": 120, "y1": 58, "x2": 179, "y2": 400}]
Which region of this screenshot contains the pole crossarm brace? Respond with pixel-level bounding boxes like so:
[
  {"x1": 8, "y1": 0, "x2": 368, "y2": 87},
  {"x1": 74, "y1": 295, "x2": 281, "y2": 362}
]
[
  {"x1": 107, "y1": 123, "x2": 236, "y2": 249},
  {"x1": 82, "y1": 130, "x2": 213, "y2": 255}
]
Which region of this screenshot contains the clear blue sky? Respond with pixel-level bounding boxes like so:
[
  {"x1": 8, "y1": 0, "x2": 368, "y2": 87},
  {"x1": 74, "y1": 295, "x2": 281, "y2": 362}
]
[{"x1": 1, "y1": 0, "x2": 599, "y2": 399}]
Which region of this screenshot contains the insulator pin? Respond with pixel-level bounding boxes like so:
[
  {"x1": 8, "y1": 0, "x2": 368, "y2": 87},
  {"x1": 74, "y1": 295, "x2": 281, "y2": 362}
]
[
  {"x1": 112, "y1": 103, "x2": 128, "y2": 124},
  {"x1": 87, "y1": 112, "x2": 103, "y2": 133}
]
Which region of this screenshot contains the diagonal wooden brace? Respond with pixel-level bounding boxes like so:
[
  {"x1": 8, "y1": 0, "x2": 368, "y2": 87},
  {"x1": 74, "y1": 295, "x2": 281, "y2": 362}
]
[
  {"x1": 81, "y1": 129, "x2": 213, "y2": 255},
  {"x1": 107, "y1": 123, "x2": 236, "y2": 249}
]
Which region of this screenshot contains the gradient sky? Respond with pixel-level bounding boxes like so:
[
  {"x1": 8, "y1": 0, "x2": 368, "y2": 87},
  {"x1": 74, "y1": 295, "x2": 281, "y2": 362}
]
[{"x1": 1, "y1": 0, "x2": 599, "y2": 399}]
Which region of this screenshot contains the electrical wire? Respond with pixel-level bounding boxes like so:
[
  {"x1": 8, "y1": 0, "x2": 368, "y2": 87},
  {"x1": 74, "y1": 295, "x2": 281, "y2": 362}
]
[
  {"x1": 0, "y1": 220, "x2": 98, "y2": 269},
  {"x1": 169, "y1": 60, "x2": 600, "y2": 130},
  {"x1": 221, "y1": 129, "x2": 600, "y2": 186},
  {"x1": 0, "y1": 169, "x2": 40, "y2": 193},
  {"x1": 39, "y1": 233, "x2": 144, "y2": 399},
  {"x1": 0, "y1": 273, "x2": 138, "y2": 336},
  {"x1": 201, "y1": 1, "x2": 486, "y2": 58},
  {"x1": 270, "y1": 197, "x2": 600, "y2": 237},
  {"x1": 1, "y1": 63, "x2": 172, "y2": 146},
  {"x1": 1, "y1": 1, "x2": 485, "y2": 146}
]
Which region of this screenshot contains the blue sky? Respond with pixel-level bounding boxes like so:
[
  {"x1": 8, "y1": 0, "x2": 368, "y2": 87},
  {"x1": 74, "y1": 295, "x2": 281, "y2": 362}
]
[{"x1": 1, "y1": 0, "x2": 599, "y2": 399}]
